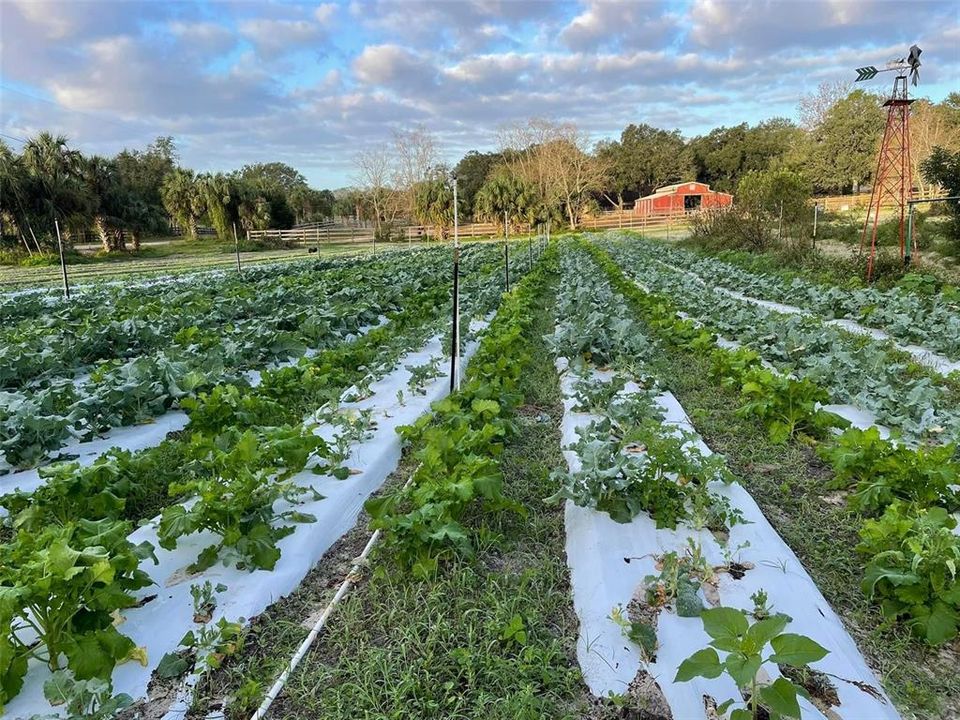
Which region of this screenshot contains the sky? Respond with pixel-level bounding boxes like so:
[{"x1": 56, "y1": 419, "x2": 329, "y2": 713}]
[{"x1": 0, "y1": 0, "x2": 958, "y2": 188}]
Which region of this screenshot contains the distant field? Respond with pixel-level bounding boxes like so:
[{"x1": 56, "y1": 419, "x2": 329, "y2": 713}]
[{"x1": 0, "y1": 239, "x2": 412, "y2": 289}]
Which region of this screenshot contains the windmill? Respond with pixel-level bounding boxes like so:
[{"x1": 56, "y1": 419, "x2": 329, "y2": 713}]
[{"x1": 855, "y1": 45, "x2": 922, "y2": 281}]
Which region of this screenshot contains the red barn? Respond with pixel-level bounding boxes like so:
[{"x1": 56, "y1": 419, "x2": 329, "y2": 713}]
[{"x1": 634, "y1": 182, "x2": 733, "y2": 216}]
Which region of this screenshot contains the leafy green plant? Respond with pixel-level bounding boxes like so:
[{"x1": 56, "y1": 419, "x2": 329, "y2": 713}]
[
  {"x1": 158, "y1": 425, "x2": 325, "y2": 572},
  {"x1": 857, "y1": 501, "x2": 960, "y2": 644},
  {"x1": 28, "y1": 670, "x2": 132, "y2": 720},
  {"x1": 0, "y1": 519, "x2": 155, "y2": 709},
  {"x1": 819, "y1": 426, "x2": 960, "y2": 515},
  {"x1": 675, "y1": 607, "x2": 828, "y2": 720},
  {"x1": 190, "y1": 581, "x2": 227, "y2": 623},
  {"x1": 610, "y1": 605, "x2": 658, "y2": 661},
  {"x1": 549, "y1": 416, "x2": 732, "y2": 528},
  {"x1": 736, "y1": 367, "x2": 847, "y2": 443}
]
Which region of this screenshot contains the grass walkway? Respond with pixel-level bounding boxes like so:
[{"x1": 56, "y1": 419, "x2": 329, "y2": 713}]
[{"x1": 184, "y1": 264, "x2": 613, "y2": 720}]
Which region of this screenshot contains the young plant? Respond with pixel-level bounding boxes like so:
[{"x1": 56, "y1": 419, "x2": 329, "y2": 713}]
[
  {"x1": 31, "y1": 671, "x2": 133, "y2": 720},
  {"x1": 675, "y1": 607, "x2": 828, "y2": 720},
  {"x1": 857, "y1": 501, "x2": 960, "y2": 644},
  {"x1": 158, "y1": 425, "x2": 325, "y2": 572},
  {"x1": 190, "y1": 581, "x2": 227, "y2": 623}
]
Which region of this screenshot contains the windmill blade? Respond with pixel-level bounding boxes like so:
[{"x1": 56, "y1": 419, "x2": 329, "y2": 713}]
[{"x1": 908, "y1": 44, "x2": 922, "y2": 86}]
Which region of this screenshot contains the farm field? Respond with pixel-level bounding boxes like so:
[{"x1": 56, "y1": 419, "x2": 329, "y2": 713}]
[{"x1": 1, "y1": 231, "x2": 959, "y2": 720}]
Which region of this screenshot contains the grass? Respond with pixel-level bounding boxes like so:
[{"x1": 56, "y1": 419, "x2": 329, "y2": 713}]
[
  {"x1": 185, "y1": 267, "x2": 610, "y2": 720},
  {"x1": 590, "y1": 240, "x2": 960, "y2": 720}
]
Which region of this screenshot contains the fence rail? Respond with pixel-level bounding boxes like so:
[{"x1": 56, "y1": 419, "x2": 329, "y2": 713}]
[{"x1": 817, "y1": 188, "x2": 947, "y2": 212}]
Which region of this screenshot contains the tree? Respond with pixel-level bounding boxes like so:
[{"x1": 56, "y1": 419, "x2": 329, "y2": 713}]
[
  {"x1": 688, "y1": 120, "x2": 802, "y2": 193},
  {"x1": 736, "y1": 169, "x2": 812, "y2": 248},
  {"x1": 911, "y1": 98, "x2": 960, "y2": 194},
  {"x1": 161, "y1": 169, "x2": 204, "y2": 239},
  {"x1": 921, "y1": 147, "x2": 960, "y2": 240},
  {"x1": 798, "y1": 80, "x2": 851, "y2": 130},
  {"x1": 20, "y1": 132, "x2": 91, "y2": 243},
  {"x1": 113, "y1": 136, "x2": 176, "y2": 236},
  {"x1": 413, "y1": 172, "x2": 459, "y2": 240},
  {"x1": 353, "y1": 145, "x2": 393, "y2": 231},
  {"x1": 805, "y1": 90, "x2": 884, "y2": 193},
  {"x1": 454, "y1": 151, "x2": 506, "y2": 218},
  {"x1": 474, "y1": 170, "x2": 537, "y2": 233},
  {"x1": 237, "y1": 162, "x2": 307, "y2": 194},
  {"x1": 599, "y1": 124, "x2": 693, "y2": 206},
  {"x1": 82, "y1": 156, "x2": 126, "y2": 251},
  {"x1": 199, "y1": 173, "x2": 242, "y2": 241}
]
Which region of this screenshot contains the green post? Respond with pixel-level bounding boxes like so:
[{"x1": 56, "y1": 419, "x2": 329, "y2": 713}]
[{"x1": 905, "y1": 203, "x2": 914, "y2": 266}]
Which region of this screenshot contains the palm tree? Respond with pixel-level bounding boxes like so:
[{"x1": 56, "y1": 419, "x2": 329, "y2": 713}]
[
  {"x1": 83, "y1": 156, "x2": 123, "y2": 251},
  {"x1": 20, "y1": 132, "x2": 91, "y2": 245},
  {"x1": 0, "y1": 140, "x2": 41, "y2": 252},
  {"x1": 161, "y1": 168, "x2": 204, "y2": 239},
  {"x1": 474, "y1": 172, "x2": 536, "y2": 234},
  {"x1": 199, "y1": 173, "x2": 239, "y2": 241}
]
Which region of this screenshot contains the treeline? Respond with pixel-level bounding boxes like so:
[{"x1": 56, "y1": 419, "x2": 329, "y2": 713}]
[
  {"x1": 343, "y1": 88, "x2": 960, "y2": 239},
  {"x1": 0, "y1": 134, "x2": 337, "y2": 254}
]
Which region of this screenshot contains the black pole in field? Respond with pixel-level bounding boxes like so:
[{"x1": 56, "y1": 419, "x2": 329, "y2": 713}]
[
  {"x1": 504, "y1": 241, "x2": 510, "y2": 292},
  {"x1": 233, "y1": 222, "x2": 242, "y2": 273},
  {"x1": 449, "y1": 173, "x2": 460, "y2": 393},
  {"x1": 449, "y1": 246, "x2": 460, "y2": 393},
  {"x1": 54, "y1": 219, "x2": 70, "y2": 300}
]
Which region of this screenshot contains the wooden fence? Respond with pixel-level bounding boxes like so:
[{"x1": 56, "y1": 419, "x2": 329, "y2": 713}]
[{"x1": 817, "y1": 188, "x2": 947, "y2": 212}]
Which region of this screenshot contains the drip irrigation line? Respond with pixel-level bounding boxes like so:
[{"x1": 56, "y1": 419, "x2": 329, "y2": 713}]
[{"x1": 248, "y1": 469, "x2": 418, "y2": 720}]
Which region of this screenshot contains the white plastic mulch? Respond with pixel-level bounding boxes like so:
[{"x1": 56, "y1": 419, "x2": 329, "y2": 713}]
[
  {"x1": 4, "y1": 322, "x2": 487, "y2": 719},
  {"x1": 556, "y1": 357, "x2": 900, "y2": 720},
  {"x1": 662, "y1": 260, "x2": 960, "y2": 377}
]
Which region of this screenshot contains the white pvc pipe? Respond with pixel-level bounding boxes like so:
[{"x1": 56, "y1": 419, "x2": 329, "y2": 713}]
[{"x1": 248, "y1": 471, "x2": 417, "y2": 720}]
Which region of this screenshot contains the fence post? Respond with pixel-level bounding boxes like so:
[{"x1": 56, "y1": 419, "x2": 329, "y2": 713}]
[
  {"x1": 504, "y1": 241, "x2": 510, "y2": 292},
  {"x1": 812, "y1": 203, "x2": 819, "y2": 250},
  {"x1": 54, "y1": 218, "x2": 70, "y2": 300}
]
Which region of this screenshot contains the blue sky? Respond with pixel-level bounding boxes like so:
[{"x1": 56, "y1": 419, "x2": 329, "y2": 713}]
[{"x1": 1, "y1": 0, "x2": 957, "y2": 188}]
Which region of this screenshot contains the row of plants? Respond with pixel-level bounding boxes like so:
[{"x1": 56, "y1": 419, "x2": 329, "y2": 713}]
[
  {"x1": 0, "y1": 253, "x2": 384, "y2": 386},
  {"x1": 0, "y1": 251, "x2": 528, "y2": 714},
  {"x1": 549, "y1": 242, "x2": 840, "y2": 720},
  {"x1": 546, "y1": 248, "x2": 742, "y2": 531},
  {"x1": 366, "y1": 246, "x2": 555, "y2": 579},
  {"x1": 600, "y1": 235, "x2": 960, "y2": 445},
  {"x1": 583, "y1": 234, "x2": 960, "y2": 647},
  {"x1": 654, "y1": 239, "x2": 960, "y2": 359},
  {"x1": 0, "y1": 245, "x2": 502, "y2": 470}
]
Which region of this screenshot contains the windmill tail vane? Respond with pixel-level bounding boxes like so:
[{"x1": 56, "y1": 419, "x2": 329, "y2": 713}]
[{"x1": 853, "y1": 44, "x2": 922, "y2": 86}]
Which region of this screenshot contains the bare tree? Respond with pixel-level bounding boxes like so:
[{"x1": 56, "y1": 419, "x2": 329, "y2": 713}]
[
  {"x1": 798, "y1": 80, "x2": 851, "y2": 130},
  {"x1": 498, "y1": 118, "x2": 607, "y2": 229},
  {"x1": 392, "y1": 126, "x2": 439, "y2": 220},
  {"x1": 353, "y1": 145, "x2": 392, "y2": 231}
]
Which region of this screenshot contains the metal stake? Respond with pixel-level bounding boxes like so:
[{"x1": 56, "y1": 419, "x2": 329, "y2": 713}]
[
  {"x1": 504, "y1": 241, "x2": 510, "y2": 292},
  {"x1": 55, "y1": 219, "x2": 70, "y2": 300},
  {"x1": 450, "y1": 175, "x2": 460, "y2": 392},
  {"x1": 233, "y1": 222, "x2": 242, "y2": 272}
]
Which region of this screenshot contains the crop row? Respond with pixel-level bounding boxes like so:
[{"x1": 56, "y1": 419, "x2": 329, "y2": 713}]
[
  {"x1": 579, "y1": 236, "x2": 960, "y2": 648},
  {"x1": 0, "y1": 247, "x2": 529, "y2": 714},
  {"x1": 600, "y1": 236, "x2": 960, "y2": 445},
  {"x1": 0, "y1": 246, "x2": 503, "y2": 471},
  {"x1": 629, "y1": 237, "x2": 960, "y2": 360}
]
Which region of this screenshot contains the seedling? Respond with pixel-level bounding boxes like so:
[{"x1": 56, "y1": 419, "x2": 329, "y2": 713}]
[
  {"x1": 675, "y1": 607, "x2": 828, "y2": 720},
  {"x1": 190, "y1": 580, "x2": 228, "y2": 623},
  {"x1": 751, "y1": 589, "x2": 773, "y2": 621}
]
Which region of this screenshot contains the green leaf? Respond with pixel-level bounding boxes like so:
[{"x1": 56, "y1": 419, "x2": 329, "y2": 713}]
[
  {"x1": 724, "y1": 651, "x2": 762, "y2": 687},
  {"x1": 674, "y1": 648, "x2": 723, "y2": 682},
  {"x1": 331, "y1": 466, "x2": 351, "y2": 480},
  {"x1": 758, "y1": 677, "x2": 802, "y2": 718},
  {"x1": 701, "y1": 606, "x2": 749, "y2": 643},
  {"x1": 64, "y1": 626, "x2": 135, "y2": 680},
  {"x1": 744, "y1": 614, "x2": 789, "y2": 652},
  {"x1": 768, "y1": 633, "x2": 829, "y2": 667},
  {"x1": 156, "y1": 651, "x2": 191, "y2": 679}
]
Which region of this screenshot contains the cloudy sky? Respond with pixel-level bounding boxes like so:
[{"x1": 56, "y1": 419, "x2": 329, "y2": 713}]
[{"x1": 1, "y1": 0, "x2": 957, "y2": 188}]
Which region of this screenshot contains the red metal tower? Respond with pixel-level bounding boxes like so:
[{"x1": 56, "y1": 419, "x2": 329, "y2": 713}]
[{"x1": 860, "y1": 73, "x2": 915, "y2": 280}]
